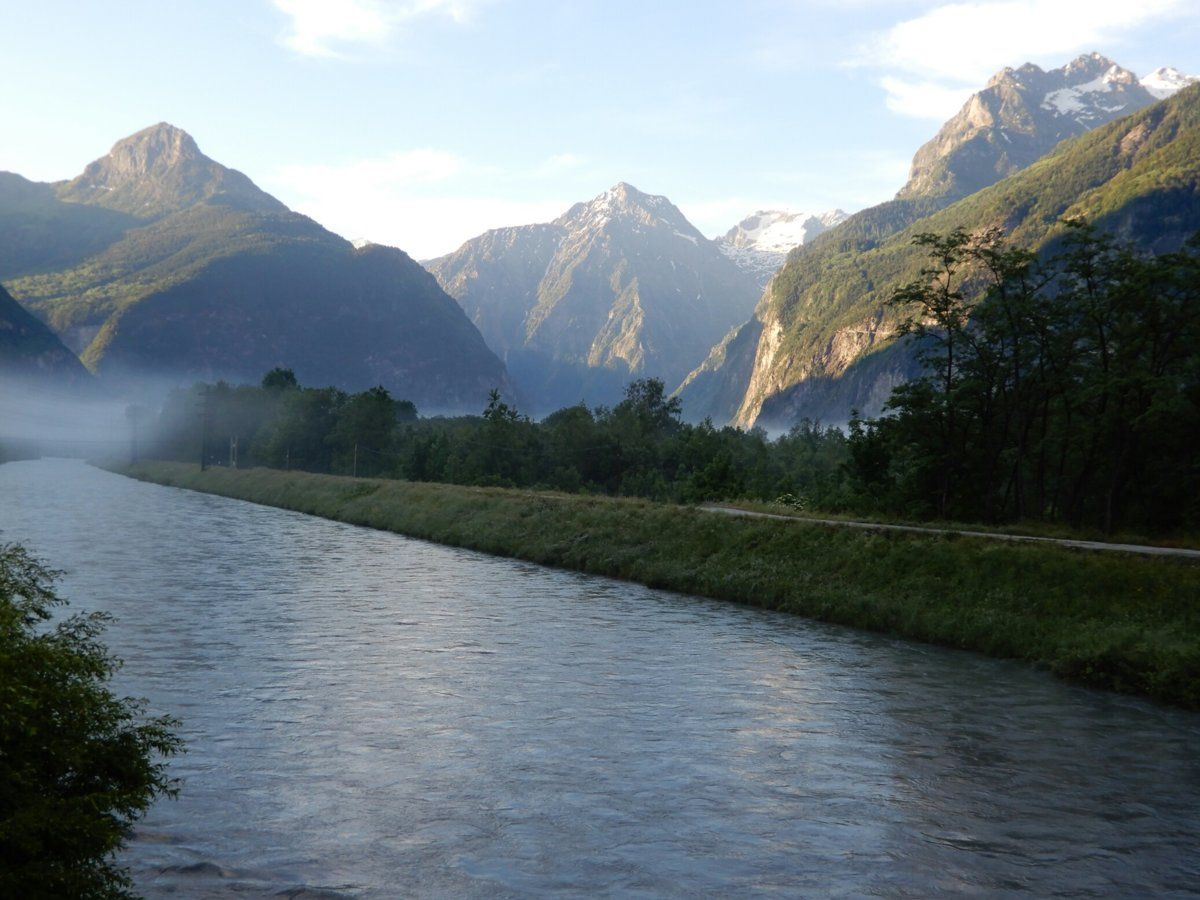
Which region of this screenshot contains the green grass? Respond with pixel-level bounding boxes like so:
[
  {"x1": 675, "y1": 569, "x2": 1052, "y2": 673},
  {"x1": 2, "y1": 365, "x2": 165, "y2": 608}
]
[{"x1": 108, "y1": 461, "x2": 1200, "y2": 708}]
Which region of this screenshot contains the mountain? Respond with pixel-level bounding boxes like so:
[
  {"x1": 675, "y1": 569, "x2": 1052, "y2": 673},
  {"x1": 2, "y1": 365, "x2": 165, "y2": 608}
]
[
  {"x1": 427, "y1": 183, "x2": 761, "y2": 412},
  {"x1": 1141, "y1": 66, "x2": 1199, "y2": 100},
  {"x1": 0, "y1": 283, "x2": 90, "y2": 385},
  {"x1": 899, "y1": 53, "x2": 1181, "y2": 204},
  {"x1": 0, "y1": 124, "x2": 510, "y2": 409},
  {"x1": 738, "y1": 82, "x2": 1200, "y2": 429},
  {"x1": 57, "y1": 123, "x2": 285, "y2": 218},
  {"x1": 716, "y1": 209, "x2": 849, "y2": 287},
  {"x1": 678, "y1": 55, "x2": 1200, "y2": 428}
]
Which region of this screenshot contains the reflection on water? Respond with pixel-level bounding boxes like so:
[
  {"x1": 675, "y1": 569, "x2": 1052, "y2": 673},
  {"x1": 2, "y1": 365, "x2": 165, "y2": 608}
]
[{"x1": 1, "y1": 459, "x2": 1198, "y2": 897}]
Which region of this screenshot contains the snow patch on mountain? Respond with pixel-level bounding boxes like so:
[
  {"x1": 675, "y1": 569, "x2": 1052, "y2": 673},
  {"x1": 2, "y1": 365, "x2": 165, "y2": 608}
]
[
  {"x1": 1041, "y1": 63, "x2": 1138, "y2": 121},
  {"x1": 1141, "y1": 66, "x2": 1200, "y2": 99},
  {"x1": 1040, "y1": 59, "x2": 1196, "y2": 124},
  {"x1": 716, "y1": 209, "x2": 849, "y2": 285}
]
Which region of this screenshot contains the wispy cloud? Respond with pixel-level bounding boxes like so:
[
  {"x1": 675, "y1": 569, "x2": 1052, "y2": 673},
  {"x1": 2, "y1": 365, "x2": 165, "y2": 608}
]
[
  {"x1": 866, "y1": 0, "x2": 1188, "y2": 118},
  {"x1": 272, "y1": 0, "x2": 485, "y2": 58}
]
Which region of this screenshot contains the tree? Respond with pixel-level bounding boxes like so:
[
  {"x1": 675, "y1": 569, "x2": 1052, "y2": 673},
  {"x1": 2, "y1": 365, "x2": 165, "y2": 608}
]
[
  {"x1": 260, "y1": 367, "x2": 298, "y2": 391},
  {"x1": 867, "y1": 222, "x2": 1200, "y2": 531},
  {"x1": 327, "y1": 386, "x2": 400, "y2": 475},
  {"x1": 0, "y1": 544, "x2": 182, "y2": 897}
]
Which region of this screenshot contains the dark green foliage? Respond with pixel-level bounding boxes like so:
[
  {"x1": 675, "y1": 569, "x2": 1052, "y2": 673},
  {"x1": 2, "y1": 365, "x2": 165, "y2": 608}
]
[
  {"x1": 0, "y1": 283, "x2": 90, "y2": 383},
  {"x1": 146, "y1": 214, "x2": 1199, "y2": 536},
  {"x1": 149, "y1": 375, "x2": 851, "y2": 505},
  {"x1": 0, "y1": 544, "x2": 181, "y2": 897},
  {"x1": 849, "y1": 224, "x2": 1200, "y2": 532}
]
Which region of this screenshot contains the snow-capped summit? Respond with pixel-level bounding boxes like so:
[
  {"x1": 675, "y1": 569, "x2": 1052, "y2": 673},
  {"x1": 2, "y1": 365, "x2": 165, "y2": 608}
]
[
  {"x1": 1141, "y1": 66, "x2": 1200, "y2": 100},
  {"x1": 900, "y1": 53, "x2": 1190, "y2": 203},
  {"x1": 717, "y1": 209, "x2": 849, "y2": 286},
  {"x1": 1039, "y1": 56, "x2": 1142, "y2": 123}
]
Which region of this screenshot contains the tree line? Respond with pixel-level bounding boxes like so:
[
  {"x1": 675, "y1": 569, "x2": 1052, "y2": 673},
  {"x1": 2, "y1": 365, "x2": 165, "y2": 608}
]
[
  {"x1": 150, "y1": 371, "x2": 851, "y2": 510},
  {"x1": 146, "y1": 222, "x2": 1199, "y2": 533},
  {"x1": 848, "y1": 222, "x2": 1200, "y2": 532}
]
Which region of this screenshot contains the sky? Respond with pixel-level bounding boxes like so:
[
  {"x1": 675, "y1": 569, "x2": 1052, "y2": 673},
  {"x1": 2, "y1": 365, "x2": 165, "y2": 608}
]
[{"x1": 2, "y1": 0, "x2": 1199, "y2": 258}]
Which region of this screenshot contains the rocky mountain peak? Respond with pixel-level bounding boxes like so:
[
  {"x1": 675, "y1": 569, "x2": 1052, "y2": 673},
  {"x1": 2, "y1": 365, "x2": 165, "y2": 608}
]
[
  {"x1": 99, "y1": 122, "x2": 205, "y2": 179},
  {"x1": 58, "y1": 122, "x2": 284, "y2": 218},
  {"x1": 557, "y1": 182, "x2": 698, "y2": 237},
  {"x1": 898, "y1": 52, "x2": 1176, "y2": 203},
  {"x1": 1063, "y1": 52, "x2": 1123, "y2": 79}
]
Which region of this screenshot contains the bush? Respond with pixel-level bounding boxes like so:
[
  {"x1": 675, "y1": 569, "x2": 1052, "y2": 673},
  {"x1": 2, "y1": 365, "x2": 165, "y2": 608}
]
[{"x1": 0, "y1": 543, "x2": 182, "y2": 898}]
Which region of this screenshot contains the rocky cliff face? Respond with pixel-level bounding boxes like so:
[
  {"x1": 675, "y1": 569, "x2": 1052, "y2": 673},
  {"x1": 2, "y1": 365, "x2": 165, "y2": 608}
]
[
  {"x1": 428, "y1": 183, "x2": 761, "y2": 412},
  {"x1": 898, "y1": 53, "x2": 1191, "y2": 203},
  {"x1": 681, "y1": 56, "x2": 1199, "y2": 430},
  {"x1": 57, "y1": 123, "x2": 285, "y2": 217},
  {"x1": 732, "y1": 81, "x2": 1200, "y2": 430},
  {"x1": 0, "y1": 125, "x2": 511, "y2": 410}
]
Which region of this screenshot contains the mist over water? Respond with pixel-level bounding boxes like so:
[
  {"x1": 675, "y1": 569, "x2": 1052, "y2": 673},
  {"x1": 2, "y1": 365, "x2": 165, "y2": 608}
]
[
  {"x1": 0, "y1": 375, "x2": 228, "y2": 460},
  {"x1": 0, "y1": 390, "x2": 129, "y2": 468},
  {"x1": 1, "y1": 459, "x2": 1197, "y2": 898}
]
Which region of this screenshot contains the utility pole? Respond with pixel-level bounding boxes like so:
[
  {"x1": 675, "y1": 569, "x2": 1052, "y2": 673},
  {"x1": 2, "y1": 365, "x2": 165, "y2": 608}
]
[
  {"x1": 353, "y1": 442, "x2": 358, "y2": 478},
  {"x1": 229, "y1": 435, "x2": 239, "y2": 469},
  {"x1": 285, "y1": 447, "x2": 290, "y2": 471}
]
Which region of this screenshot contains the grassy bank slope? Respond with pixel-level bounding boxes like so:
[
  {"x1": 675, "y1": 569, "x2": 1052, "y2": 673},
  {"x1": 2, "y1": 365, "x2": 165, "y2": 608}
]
[{"x1": 110, "y1": 461, "x2": 1200, "y2": 708}]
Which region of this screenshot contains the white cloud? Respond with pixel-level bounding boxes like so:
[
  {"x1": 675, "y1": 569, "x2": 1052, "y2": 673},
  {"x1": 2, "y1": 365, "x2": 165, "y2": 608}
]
[
  {"x1": 272, "y1": 0, "x2": 485, "y2": 57},
  {"x1": 265, "y1": 150, "x2": 568, "y2": 259},
  {"x1": 868, "y1": 0, "x2": 1188, "y2": 118},
  {"x1": 878, "y1": 75, "x2": 981, "y2": 120}
]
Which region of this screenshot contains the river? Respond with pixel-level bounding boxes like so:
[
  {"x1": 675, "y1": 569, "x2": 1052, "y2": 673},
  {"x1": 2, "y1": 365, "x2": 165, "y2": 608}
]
[{"x1": 2, "y1": 459, "x2": 1198, "y2": 897}]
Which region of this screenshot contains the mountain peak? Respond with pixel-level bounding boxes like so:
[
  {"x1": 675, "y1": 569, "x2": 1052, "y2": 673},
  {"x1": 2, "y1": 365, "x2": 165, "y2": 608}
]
[
  {"x1": 595, "y1": 181, "x2": 667, "y2": 210},
  {"x1": 1064, "y1": 51, "x2": 1122, "y2": 78},
  {"x1": 1142, "y1": 66, "x2": 1200, "y2": 99},
  {"x1": 100, "y1": 122, "x2": 205, "y2": 179},
  {"x1": 58, "y1": 123, "x2": 284, "y2": 219},
  {"x1": 899, "y1": 52, "x2": 1162, "y2": 203},
  {"x1": 557, "y1": 182, "x2": 692, "y2": 235}
]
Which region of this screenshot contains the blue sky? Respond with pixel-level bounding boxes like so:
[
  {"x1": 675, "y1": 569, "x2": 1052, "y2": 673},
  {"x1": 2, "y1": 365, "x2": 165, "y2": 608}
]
[{"x1": 2, "y1": 0, "x2": 1199, "y2": 257}]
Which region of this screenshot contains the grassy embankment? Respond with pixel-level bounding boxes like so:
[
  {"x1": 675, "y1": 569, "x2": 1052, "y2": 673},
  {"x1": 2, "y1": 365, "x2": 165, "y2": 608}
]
[{"x1": 110, "y1": 461, "x2": 1200, "y2": 708}]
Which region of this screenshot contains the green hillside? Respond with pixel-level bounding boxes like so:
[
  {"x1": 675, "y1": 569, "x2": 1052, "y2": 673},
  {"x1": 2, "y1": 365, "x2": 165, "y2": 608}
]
[
  {"x1": 0, "y1": 124, "x2": 512, "y2": 409},
  {"x1": 0, "y1": 283, "x2": 90, "y2": 383},
  {"x1": 746, "y1": 84, "x2": 1200, "y2": 428}
]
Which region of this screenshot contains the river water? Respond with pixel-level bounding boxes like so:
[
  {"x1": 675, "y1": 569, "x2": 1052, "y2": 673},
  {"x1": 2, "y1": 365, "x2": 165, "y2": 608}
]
[{"x1": 1, "y1": 459, "x2": 1198, "y2": 897}]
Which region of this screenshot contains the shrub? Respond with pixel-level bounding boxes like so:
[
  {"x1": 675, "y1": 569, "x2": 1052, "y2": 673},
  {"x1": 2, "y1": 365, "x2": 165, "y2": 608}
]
[{"x1": 0, "y1": 543, "x2": 182, "y2": 898}]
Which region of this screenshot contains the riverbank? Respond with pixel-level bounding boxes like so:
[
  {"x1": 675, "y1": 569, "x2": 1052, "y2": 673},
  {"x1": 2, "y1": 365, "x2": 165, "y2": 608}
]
[{"x1": 108, "y1": 461, "x2": 1200, "y2": 708}]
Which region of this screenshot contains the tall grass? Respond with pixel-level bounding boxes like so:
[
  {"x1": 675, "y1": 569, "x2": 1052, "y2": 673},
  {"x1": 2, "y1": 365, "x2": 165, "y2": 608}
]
[{"x1": 111, "y1": 461, "x2": 1200, "y2": 708}]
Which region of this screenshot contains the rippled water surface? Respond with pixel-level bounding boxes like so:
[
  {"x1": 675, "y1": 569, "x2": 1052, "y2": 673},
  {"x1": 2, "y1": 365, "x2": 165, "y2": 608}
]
[{"x1": 2, "y1": 459, "x2": 1198, "y2": 897}]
